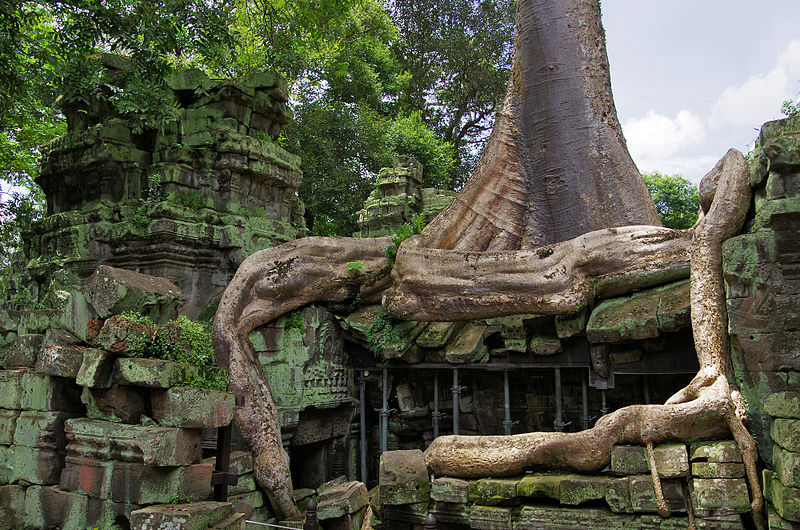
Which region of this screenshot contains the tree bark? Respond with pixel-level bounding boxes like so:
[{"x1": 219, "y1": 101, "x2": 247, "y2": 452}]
[
  {"x1": 212, "y1": 237, "x2": 391, "y2": 519},
  {"x1": 412, "y1": 0, "x2": 659, "y2": 252},
  {"x1": 422, "y1": 150, "x2": 764, "y2": 527}
]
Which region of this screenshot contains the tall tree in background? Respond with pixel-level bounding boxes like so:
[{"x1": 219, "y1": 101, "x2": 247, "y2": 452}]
[
  {"x1": 0, "y1": 1, "x2": 233, "y2": 297},
  {"x1": 390, "y1": 0, "x2": 515, "y2": 189},
  {"x1": 643, "y1": 172, "x2": 700, "y2": 229}
]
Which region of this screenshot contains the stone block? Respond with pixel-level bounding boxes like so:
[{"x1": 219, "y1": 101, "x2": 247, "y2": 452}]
[
  {"x1": 230, "y1": 488, "x2": 265, "y2": 510},
  {"x1": 611, "y1": 445, "x2": 649, "y2": 475},
  {"x1": 1, "y1": 445, "x2": 63, "y2": 484},
  {"x1": 0, "y1": 410, "x2": 18, "y2": 445},
  {"x1": 0, "y1": 334, "x2": 43, "y2": 368},
  {"x1": 431, "y1": 477, "x2": 469, "y2": 503},
  {"x1": 65, "y1": 418, "x2": 202, "y2": 466},
  {"x1": 765, "y1": 470, "x2": 800, "y2": 522},
  {"x1": 691, "y1": 462, "x2": 746, "y2": 479},
  {"x1": 316, "y1": 481, "x2": 368, "y2": 520},
  {"x1": 691, "y1": 478, "x2": 750, "y2": 515},
  {"x1": 444, "y1": 323, "x2": 487, "y2": 363},
  {"x1": 378, "y1": 449, "x2": 430, "y2": 505},
  {"x1": 432, "y1": 501, "x2": 470, "y2": 526},
  {"x1": 689, "y1": 440, "x2": 743, "y2": 463},
  {"x1": 14, "y1": 410, "x2": 76, "y2": 449},
  {"x1": 765, "y1": 392, "x2": 800, "y2": 419},
  {"x1": 130, "y1": 501, "x2": 234, "y2": 530},
  {"x1": 24, "y1": 485, "x2": 88, "y2": 529},
  {"x1": 587, "y1": 281, "x2": 690, "y2": 343},
  {"x1": 559, "y1": 475, "x2": 629, "y2": 512},
  {"x1": 206, "y1": 450, "x2": 253, "y2": 477},
  {"x1": 768, "y1": 505, "x2": 799, "y2": 529},
  {"x1": 114, "y1": 357, "x2": 186, "y2": 388},
  {"x1": 59, "y1": 455, "x2": 114, "y2": 498},
  {"x1": 56, "y1": 289, "x2": 96, "y2": 342},
  {"x1": 468, "y1": 505, "x2": 512, "y2": 529},
  {"x1": 82, "y1": 265, "x2": 186, "y2": 323},
  {"x1": 210, "y1": 511, "x2": 248, "y2": 530},
  {"x1": 152, "y1": 386, "x2": 235, "y2": 428},
  {"x1": 16, "y1": 309, "x2": 58, "y2": 335},
  {"x1": 555, "y1": 309, "x2": 588, "y2": 338},
  {"x1": 516, "y1": 473, "x2": 563, "y2": 501},
  {"x1": 773, "y1": 418, "x2": 800, "y2": 452},
  {"x1": 111, "y1": 461, "x2": 213, "y2": 504},
  {"x1": 774, "y1": 444, "x2": 800, "y2": 488},
  {"x1": 0, "y1": 310, "x2": 19, "y2": 332},
  {"x1": 652, "y1": 443, "x2": 689, "y2": 478},
  {"x1": 35, "y1": 343, "x2": 84, "y2": 378},
  {"x1": 76, "y1": 348, "x2": 115, "y2": 388},
  {"x1": 0, "y1": 484, "x2": 24, "y2": 529},
  {"x1": 529, "y1": 334, "x2": 562, "y2": 355},
  {"x1": 467, "y1": 477, "x2": 520, "y2": 506},
  {"x1": 229, "y1": 472, "x2": 256, "y2": 496},
  {"x1": 0, "y1": 370, "x2": 81, "y2": 411},
  {"x1": 416, "y1": 322, "x2": 460, "y2": 348},
  {"x1": 82, "y1": 385, "x2": 147, "y2": 424},
  {"x1": 382, "y1": 501, "x2": 429, "y2": 525},
  {"x1": 97, "y1": 315, "x2": 158, "y2": 356},
  {"x1": 628, "y1": 475, "x2": 686, "y2": 513},
  {"x1": 44, "y1": 328, "x2": 82, "y2": 346}
]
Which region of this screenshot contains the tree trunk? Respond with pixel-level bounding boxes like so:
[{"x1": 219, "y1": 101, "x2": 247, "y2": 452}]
[
  {"x1": 413, "y1": 0, "x2": 659, "y2": 252},
  {"x1": 212, "y1": 237, "x2": 391, "y2": 519}
]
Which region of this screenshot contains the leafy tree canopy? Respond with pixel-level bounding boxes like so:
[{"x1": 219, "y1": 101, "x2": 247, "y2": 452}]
[
  {"x1": 642, "y1": 172, "x2": 700, "y2": 230},
  {"x1": 1, "y1": 0, "x2": 514, "y2": 244}
]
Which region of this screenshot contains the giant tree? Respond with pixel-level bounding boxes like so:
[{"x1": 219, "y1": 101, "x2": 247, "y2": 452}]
[{"x1": 213, "y1": 0, "x2": 762, "y2": 524}]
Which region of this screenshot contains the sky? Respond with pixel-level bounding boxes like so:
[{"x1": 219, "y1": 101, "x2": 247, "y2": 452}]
[{"x1": 602, "y1": 0, "x2": 800, "y2": 183}]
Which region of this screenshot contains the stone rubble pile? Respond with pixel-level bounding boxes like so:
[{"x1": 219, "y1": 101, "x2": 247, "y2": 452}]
[
  {"x1": 373, "y1": 443, "x2": 752, "y2": 529},
  {"x1": 0, "y1": 265, "x2": 268, "y2": 529}
]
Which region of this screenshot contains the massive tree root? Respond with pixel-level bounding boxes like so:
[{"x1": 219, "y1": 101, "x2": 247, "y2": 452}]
[
  {"x1": 421, "y1": 150, "x2": 764, "y2": 527},
  {"x1": 212, "y1": 237, "x2": 392, "y2": 519},
  {"x1": 211, "y1": 0, "x2": 765, "y2": 522}
]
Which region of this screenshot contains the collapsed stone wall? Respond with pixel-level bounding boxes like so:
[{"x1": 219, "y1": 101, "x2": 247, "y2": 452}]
[
  {"x1": 317, "y1": 117, "x2": 800, "y2": 529},
  {"x1": 23, "y1": 55, "x2": 305, "y2": 316},
  {"x1": 722, "y1": 116, "x2": 800, "y2": 527},
  {"x1": 371, "y1": 444, "x2": 752, "y2": 530},
  {"x1": 355, "y1": 156, "x2": 457, "y2": 238},
  {"x1": 0, "y1": 266, "x2": 271, "y2": 529}
]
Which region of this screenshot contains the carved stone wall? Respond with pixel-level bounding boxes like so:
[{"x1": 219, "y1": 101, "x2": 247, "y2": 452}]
[
  {"x1": 723, "y1": 116, "x2": 800, "y2": 527},
  {"x1": 25, "y1": 55, "x2": 305, "y2": 316}
]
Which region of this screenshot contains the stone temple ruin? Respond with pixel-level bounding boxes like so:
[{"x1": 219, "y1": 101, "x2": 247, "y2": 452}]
[{"x1": 0, "y1": 56, "x2": 799, "y2": 529}]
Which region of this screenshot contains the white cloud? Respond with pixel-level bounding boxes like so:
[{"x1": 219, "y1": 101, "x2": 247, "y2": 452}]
[
  {"x1": 710, "y1": 39, "x2": 800, "y2": 128},
  {"x1": 623, "y1": 109, "x2": 706, "y2": 161},
  {"x1": 620, "y1": 39, "x2": 800, "y2": 182}
]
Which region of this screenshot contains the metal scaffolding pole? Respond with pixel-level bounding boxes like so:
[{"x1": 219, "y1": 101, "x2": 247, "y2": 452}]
[
  {"x1": 432, "y1": 372, "x2": 441, "y2": 439},
  {"x1": 380, "y1": 367, "x2": 389, "y2": 453},
  {"x1": 581, "y1": 370, "x2": 591, "y2": 431},
  {"x1": 502, "y1": 371, "x2": 512, "y2": 435},
  {"x1": 359, "y1": 373, "x2": 367, "y2": 484},
  {"x1": 452, "y1": 368, "x2": 461, "y2": 435},
  {"x1": 600, "y1": 388, "x2": 609, "y2": 416},
  {"x1": 553, "y1": 367, "x2": 566, "y2": 431}
]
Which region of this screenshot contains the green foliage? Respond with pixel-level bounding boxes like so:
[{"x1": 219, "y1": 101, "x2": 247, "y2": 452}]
[
  {"x1": 117, "y1": 312, "x2": 225, "y2": 390},
  {"x1": 283, "y1": 309, "x2": 305, "y2": 333},
  {"x1": 347, "y1": 260, "x2": 365, "y2": 274},
  {"x1": 782, "y1": 98, "x2": 800, "y2": 118},
  {"x1": 383, "y1": 213, "x2": 426, "y2": 266},
  {"x1": 168, "y1": 190, "x2": 205, "y2": 210},
  {"x1": 389, "y1": 0, "x2": 515, "y2": 188},
  {"x1": 160, "y1": 315, "x2": 216, "y2": 367},
  {"x1": 133, "y1": 173, "x2": 166, "y2": 227},
  {"x1": 642, "y1": 172, "x2": 700, "y2": 229},
  {"x1": 365, "y1": 308, "x2": 402, "y2": 355}
]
